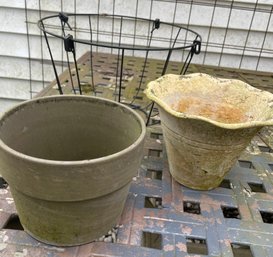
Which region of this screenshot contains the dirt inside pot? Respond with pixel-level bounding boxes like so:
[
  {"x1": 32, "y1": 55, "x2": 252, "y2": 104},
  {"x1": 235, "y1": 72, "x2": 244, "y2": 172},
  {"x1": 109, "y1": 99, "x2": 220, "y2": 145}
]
[{"x1": 171, "y1": 96, "x2": 252, "y2": 124}]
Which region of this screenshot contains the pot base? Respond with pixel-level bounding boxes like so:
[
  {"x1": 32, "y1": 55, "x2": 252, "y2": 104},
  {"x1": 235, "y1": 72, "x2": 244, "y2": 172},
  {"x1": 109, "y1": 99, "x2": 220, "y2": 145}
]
[
  {"x1": 10, "y1": 183, "x2": 130, "y2": 246},
  {"x1": 169, "y1": 170, "x2": 223, "y2": 191}
]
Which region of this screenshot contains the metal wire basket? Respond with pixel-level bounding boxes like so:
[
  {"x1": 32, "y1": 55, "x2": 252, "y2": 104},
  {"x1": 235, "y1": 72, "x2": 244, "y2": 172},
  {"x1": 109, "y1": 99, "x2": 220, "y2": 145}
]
[{"x1": 38, "y1": 13, "x2": 201, "y2": 125}]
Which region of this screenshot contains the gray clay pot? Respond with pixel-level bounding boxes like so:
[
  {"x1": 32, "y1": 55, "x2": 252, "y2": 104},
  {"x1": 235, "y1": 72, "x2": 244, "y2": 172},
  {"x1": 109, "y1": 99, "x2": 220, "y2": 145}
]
[{"x1": 0, "y1": 95, "x2": 146, "y2": 246}]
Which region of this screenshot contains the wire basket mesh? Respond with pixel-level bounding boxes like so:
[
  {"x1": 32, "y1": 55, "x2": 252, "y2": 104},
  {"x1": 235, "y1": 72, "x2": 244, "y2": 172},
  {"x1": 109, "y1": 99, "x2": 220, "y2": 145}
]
[{"x1": 38, "y1": 13, "x2": 201, "y2": 125}]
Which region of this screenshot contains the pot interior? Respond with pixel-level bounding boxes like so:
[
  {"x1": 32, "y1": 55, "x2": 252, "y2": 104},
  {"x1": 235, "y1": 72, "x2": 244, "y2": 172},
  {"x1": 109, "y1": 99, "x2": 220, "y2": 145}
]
[
  {"x1": 148, "y1": 73, "x2": 273, "y2": 124},
  {"x1": 0, "y1": 96, "x2": 144, "y2": 161}
]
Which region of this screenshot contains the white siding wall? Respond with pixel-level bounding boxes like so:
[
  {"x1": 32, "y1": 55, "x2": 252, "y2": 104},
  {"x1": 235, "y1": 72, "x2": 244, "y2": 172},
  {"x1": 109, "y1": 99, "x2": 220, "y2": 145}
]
[{"x1": 0, "y1": 0, "x2": 272, "y2": 112}]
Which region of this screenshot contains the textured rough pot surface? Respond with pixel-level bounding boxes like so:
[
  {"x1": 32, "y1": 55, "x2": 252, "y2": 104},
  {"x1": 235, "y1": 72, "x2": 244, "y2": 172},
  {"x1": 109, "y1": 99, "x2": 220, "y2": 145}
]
[
  {"x1": 0, "y1": 95, "x2": 146, "y2": 245},
  {"x1": 10, "y1": 183, "x2": 131, "y2": 246},
  {"x1": 145, "y1": 73, "x2": 273, "y2": 190}
]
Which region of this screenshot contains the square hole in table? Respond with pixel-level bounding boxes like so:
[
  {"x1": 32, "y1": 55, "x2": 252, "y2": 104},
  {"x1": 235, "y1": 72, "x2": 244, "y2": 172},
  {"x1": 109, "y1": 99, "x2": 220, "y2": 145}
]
[
  {"x1": 150, "y1": 132, "x2": 163, "y2": 140},
  {"x1": 148, "y1": 149, "x2": 163, "y2": 158},
  {"x1": 0, "y1": 177, "x2": 8, "y2": 189},
  {"x1": 145, "y1": 197, "x2": 162, "y2": 209},
  {"x1": 238, "y1": 160, "x2": 254, "y2": 169},
  {"x1": 219, "y1": 179, "x2": 231, "y2": 189},
  {"x1": 186, "y1": 237, "x2": 208, "y2": 255},
  {"x1": 248, "y1": 182, "x2": 266, "y2": 193},
  {"x1": 142, "y1": 231, "x2": 162, "y2": 250},
  {"x1": 146, "y1": 169, "x2": 162, "y2": 180},
  {"x1": 3, "y1": 214, "x2": 24, "y2": 230},
  {"x1": 231, "y1": 243, "x2": 253, "y2": 257},
  {"x1": 222, "y1": 206, "x2": 241, "y2": 219},
  {"x1": 258, "y1": 146, "x2": 273, "y2": 153},
  {"x1": 260, "y1": 211, "x2": 273, "y2": 224},
  {"x1": 183, "y1": 201, "x2": 201, "y2": 215}
]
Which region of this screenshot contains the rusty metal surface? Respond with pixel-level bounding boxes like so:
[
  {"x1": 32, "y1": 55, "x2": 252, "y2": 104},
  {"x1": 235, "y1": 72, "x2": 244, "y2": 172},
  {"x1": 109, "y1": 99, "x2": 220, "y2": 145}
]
[
  {"x1": 1, "y1": 52, "x2": 273, "y2": 256},
  {"x1": 1, "y1": 125, "x2": 273, "y2": 256}
]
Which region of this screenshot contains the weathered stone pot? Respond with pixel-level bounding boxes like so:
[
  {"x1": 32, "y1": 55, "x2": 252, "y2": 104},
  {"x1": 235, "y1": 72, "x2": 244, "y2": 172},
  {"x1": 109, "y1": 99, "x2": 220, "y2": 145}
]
[
  {"x1": 0, "y1": 95, "x2": 146, "y2": 246},
  {"x1": 145, "y1": 73, "x2": 273, "y2": 190}
]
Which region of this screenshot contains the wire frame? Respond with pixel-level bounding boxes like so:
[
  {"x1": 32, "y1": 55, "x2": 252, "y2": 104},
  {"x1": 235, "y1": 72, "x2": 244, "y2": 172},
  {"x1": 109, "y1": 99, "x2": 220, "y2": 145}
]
[{"x1": 38, "y1": 13, "x2": 201, "y2": 125}]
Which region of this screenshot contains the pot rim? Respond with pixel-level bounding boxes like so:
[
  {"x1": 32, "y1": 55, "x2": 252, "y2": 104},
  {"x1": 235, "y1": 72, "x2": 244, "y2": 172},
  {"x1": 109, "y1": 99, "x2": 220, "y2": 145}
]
[
  {"x1": 145, "y1": 73, "x2": 273, "y2": 130},
  {"x1": 0, "y1": 95, "x2": 146, "y2": 165}
]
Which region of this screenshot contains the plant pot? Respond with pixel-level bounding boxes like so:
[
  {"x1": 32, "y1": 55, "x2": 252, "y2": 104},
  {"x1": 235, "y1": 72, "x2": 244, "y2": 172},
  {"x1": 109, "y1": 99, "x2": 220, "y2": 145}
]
[
  {"x1": 145, "y1": 73, "x2": 273, "y2": 190},
  {"x1": 0, "y1": 95, "x2": 146, "y2": 246}
]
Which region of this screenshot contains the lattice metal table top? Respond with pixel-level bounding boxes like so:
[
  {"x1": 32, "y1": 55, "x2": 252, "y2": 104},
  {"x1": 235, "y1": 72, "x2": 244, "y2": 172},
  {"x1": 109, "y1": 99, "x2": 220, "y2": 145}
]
[{"x1": 1, "y1": 53, "x2": 273, "y2": 257}]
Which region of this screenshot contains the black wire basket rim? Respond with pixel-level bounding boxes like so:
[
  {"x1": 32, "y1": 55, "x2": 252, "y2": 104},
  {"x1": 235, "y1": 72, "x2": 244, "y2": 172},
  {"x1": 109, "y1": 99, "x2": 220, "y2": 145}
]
[{"x1": 38, "y1": 13, "x2": 202, "y2": 52}]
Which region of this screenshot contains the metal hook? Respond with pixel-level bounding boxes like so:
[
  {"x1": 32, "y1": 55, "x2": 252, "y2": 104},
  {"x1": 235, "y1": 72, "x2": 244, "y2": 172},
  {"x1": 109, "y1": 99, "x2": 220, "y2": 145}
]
[
  {"x1": 151, "y1": 18, "x2": 160, "y2": 34},
  {"x1": 59, "y1": 12, "x2": 72, "y2": 30},
  {"x1": 154, "y1": 19, "x2": 160, "y2": 30},
  {"x1": 64, "y1": 34, "x2": 74, "y2": 52},
  {"x1": 192, "y1": 39, "x2": 201, "y2": 55}
]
